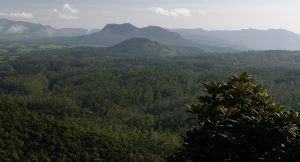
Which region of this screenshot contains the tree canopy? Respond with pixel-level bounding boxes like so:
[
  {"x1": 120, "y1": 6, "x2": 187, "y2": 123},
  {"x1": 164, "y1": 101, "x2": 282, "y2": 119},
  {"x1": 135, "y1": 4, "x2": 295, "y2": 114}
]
[
  {"x1": 172, "y1": 73, "x2": 300, "y2": 162},
  {"x1": 3, "y1": 44, "x2": 300, "y2": 161}
]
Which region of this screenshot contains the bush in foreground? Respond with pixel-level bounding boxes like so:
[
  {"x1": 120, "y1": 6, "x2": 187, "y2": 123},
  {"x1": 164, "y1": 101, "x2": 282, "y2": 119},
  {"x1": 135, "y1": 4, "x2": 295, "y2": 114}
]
[{"x1": 172, "y1": 73, "x2": 300, "y2": 162}]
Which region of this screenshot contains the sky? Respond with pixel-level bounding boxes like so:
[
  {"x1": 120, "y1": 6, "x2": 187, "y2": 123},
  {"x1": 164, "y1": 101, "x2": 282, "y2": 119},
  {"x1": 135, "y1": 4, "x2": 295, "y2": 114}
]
[{"x1": 1, "y1": 0, "x2": 300, "y2": 33}]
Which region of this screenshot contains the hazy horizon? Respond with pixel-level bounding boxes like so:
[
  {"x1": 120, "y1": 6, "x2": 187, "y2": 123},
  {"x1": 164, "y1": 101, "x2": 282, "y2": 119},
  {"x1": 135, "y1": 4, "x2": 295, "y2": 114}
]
[{"x1": 1, "y1": 0, "x2": 300, "y2": 34}]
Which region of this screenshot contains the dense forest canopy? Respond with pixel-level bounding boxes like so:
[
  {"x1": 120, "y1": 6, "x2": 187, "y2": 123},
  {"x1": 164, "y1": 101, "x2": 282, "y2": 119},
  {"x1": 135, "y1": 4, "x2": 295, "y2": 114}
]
[{"x1": 1, "y1": 43, "x2": 300, "y2": 161}]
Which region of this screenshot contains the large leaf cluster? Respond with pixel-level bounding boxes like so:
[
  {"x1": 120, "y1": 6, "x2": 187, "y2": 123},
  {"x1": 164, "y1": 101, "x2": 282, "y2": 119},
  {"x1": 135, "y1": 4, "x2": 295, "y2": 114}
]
[{"x1": 173, "y1": 73, "x2": 300, "y2": 161}]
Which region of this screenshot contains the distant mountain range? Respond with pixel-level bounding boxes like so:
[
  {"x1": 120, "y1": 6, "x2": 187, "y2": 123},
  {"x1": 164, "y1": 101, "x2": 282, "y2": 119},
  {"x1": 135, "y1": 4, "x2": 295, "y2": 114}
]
[
  {"x1": 0, "y1": 18, "x2": 98, "y2": 40},
  {"x1": 1, "y1": 18, "x2": 300, "y2": 51},
  {"x1": 64, "y1": 23, "x2": 197, "y2": 46},
  {"x1": 172, "y1": 28, "x2": 300, "y2": 51},
  {"x1": 37, "y1": 23, "x2": 237, "y2": 53}
]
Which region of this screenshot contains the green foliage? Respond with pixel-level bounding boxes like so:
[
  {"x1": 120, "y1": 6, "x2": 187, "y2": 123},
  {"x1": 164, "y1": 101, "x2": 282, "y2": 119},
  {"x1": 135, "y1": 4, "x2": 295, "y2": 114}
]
[
  {"x1": 0, "y1": 63, "x2": 14, "y2": 73},
  {"x1": 2, "y1": 44, "x2": 300, "y2": 161},
  {"x1": 172, "y1": 73, "x2": 300, "y2": 161},
  {"x1": 0, "y1": 74, "x2": 48, "y2": 95},
  {"x1": 0, "y1": 98, "x2": 105, "y2": 161},
  {"x1": 0, "y1": 45, "x2": 191, "y2": 161}
]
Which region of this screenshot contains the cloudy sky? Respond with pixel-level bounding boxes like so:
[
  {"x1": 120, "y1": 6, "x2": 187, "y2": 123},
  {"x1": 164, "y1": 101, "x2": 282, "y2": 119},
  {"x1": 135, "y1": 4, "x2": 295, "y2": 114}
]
[{"x1": 1, "y1": 0, "x2": 300, "y2": 33}]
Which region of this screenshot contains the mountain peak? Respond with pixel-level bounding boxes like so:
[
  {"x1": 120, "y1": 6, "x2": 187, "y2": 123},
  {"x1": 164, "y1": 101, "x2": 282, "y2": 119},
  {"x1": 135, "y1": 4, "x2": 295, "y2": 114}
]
[{"x1": 102, "y1": 23, "x2": 137, "y2": 33}]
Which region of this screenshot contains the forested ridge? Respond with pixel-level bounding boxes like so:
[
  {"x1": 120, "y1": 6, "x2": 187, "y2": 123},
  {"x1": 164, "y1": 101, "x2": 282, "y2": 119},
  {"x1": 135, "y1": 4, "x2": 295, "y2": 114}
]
[{"x1": 1, "y1": 44, "x2": 300, "y2": 161}]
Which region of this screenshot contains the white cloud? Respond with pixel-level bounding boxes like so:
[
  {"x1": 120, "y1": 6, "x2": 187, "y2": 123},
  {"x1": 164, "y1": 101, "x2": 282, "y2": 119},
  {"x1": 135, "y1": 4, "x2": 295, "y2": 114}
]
[
  {"x1": 6, "y1": 25, "x2": 27, "y2": 34},
  {"x1": 50, "y1": 4, "x2": 79, "y2": 20},
  {"x1": 63, "y1": 3, "x2": 78, "y2": 14},
  {"x1": 10, "y1": 12, "x2": 34, "y2": 18},
  {"x1": 50, "y1": 9, "x2": 59, "y2": 14},
  {"x1": 59, "y1": 14, "x2": 79, "y2": 20},
  {"x1": 0, "y1": 12, "x2": 34, "y2": 19},
  {"x1": 148, "y1": 7, "x2": 191, "y2": 17}
]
